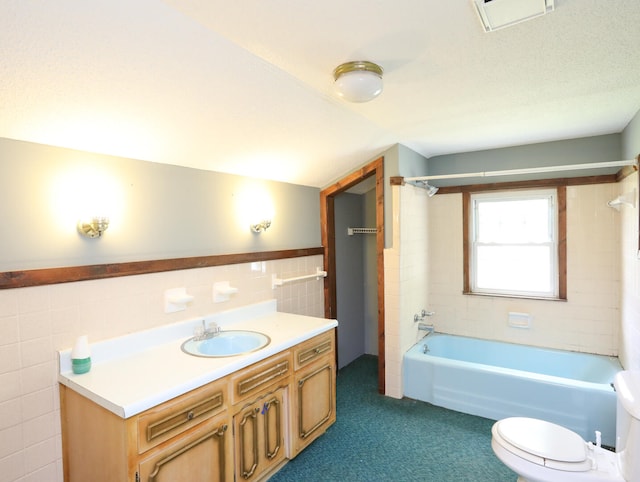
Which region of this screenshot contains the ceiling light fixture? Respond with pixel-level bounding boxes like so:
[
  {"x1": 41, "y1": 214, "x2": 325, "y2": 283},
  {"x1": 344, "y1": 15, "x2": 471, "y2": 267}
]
[{"x1": 333, "y1": 61, "x2": 383, "y2": 103}]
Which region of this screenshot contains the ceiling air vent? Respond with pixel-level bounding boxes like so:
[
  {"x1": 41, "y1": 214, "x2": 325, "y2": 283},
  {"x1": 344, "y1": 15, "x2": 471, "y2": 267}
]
[{"x1": 473, "y1": 0, "x2": 555, "y2": 32}]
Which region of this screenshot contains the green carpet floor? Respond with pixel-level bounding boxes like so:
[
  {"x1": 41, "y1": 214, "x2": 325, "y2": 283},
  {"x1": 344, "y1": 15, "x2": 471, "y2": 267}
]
[{"x1": 270, "y1": 355, "x2": 516, "y2": 481}]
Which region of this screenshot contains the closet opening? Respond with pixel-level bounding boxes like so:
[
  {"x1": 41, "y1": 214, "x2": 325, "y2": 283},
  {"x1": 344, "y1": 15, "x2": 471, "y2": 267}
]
[{"x1": 320, "y1": 156, "x2": 385, "y2": 393}]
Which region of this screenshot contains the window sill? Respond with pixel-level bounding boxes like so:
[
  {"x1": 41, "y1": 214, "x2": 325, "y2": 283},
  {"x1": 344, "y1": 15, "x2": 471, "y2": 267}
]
[{"x1": 462, "y1": 291, "x2": 567, "y2": 302}]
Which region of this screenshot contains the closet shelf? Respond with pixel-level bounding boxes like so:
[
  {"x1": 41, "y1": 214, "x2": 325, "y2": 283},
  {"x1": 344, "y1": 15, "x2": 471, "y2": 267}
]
[{"x1": 347, "y1": 227, "x2": 377, "y2": 235}]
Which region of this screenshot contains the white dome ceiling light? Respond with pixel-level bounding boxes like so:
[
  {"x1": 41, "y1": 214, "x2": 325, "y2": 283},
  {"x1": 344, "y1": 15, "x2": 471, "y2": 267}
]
[{"x1": 333, "y1": 61, "x2": 383, "y2": 103}]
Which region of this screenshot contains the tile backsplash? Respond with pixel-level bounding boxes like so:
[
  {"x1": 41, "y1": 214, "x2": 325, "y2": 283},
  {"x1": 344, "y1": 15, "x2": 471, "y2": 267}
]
[{"x1": 0, "y1": 254, "x2": 324, "y2": 482}]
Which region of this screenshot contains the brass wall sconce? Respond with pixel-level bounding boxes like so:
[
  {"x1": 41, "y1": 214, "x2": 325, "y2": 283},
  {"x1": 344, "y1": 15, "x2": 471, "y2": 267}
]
[
  {"x1": 250, "y1": 219, "x2": 271, "y2": 233},
  {"x1": 78, "y1": 217, "x2": 110, "y2": 238}
]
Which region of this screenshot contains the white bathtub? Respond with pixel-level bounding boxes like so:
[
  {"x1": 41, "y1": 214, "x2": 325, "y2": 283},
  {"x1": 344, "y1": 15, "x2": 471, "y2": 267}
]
[{"x1": 403, "y1": 333, "x2": 622, "y2": 447}]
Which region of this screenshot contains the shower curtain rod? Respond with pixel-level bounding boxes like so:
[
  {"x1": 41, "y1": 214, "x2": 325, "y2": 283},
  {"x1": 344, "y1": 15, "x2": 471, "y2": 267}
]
[{"x1": 404, "y1": 159, "x2": 638, "y2": 183}]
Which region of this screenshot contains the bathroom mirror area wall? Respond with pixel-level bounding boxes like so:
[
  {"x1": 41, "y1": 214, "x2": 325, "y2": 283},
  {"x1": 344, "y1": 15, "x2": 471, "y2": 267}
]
[{"x1": 0, "y1": 138, "x2": 322, "y2": 289}]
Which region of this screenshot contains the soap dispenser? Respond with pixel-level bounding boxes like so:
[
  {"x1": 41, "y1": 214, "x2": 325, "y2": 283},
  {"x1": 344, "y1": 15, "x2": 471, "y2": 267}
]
[{"x1": 71, "y1": 335, "x2": 92, "y2": 374}]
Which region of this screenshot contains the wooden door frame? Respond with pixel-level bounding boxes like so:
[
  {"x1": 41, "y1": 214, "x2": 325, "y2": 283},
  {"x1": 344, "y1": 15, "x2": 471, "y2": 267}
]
[{"x1": 320, "y1": 156, "x2": 385, "y2": 394}]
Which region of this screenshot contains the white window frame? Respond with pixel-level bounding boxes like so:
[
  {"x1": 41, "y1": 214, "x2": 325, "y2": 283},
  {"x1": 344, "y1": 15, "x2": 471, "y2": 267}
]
[{"x1": 470, "y1": 188, "x2": 559, "y2": 298}]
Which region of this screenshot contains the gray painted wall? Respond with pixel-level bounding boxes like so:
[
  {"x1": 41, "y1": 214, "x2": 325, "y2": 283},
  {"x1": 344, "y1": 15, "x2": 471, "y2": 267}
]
[
  {"x1": 0, "y1": 137, "x2": 320, "y2": 271},
  {"x1": 398, "y1": 143, "x2": 430, "y2": 177},
  {"x1": 622, "y1": 109, "x2": 640, "y2": 159},
  {"x1": 426, "y1": 134, "x2": 622, "y2": 187},
  {"x1": 363, "y1": 143, "x2": 429, "y2": 249},
  {"x1": 334, "y1": 192, "x2": 366, "y2": 368},
  {"x1": 381, "y1": 144, "x2": 400, "y2": 249}
]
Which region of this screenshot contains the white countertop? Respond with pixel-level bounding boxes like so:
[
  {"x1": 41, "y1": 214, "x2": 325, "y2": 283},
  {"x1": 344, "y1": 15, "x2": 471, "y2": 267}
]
[{"x1": 58, "y1": 300, "x2": 338, "y2": 418}]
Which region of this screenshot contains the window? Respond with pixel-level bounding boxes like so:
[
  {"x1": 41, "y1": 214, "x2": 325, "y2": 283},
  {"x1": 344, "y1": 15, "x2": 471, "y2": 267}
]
[{"x1": 465, "y1": 188, "x2": 565, "y2": 299}]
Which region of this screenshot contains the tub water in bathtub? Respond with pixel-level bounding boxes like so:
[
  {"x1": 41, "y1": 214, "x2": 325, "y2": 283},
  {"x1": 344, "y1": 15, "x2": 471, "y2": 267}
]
[{"x1": 402, "y1": 333, "x2": 622, "y2": 446}]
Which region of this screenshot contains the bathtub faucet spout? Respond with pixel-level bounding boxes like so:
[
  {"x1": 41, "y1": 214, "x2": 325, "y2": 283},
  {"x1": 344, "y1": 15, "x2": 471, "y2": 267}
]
[{"x1": 417, "y1": 322, "x2": 434, "y2": 336}]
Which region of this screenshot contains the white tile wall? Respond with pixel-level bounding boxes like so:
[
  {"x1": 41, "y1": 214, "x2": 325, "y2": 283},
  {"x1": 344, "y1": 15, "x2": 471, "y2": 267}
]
[
  {"x1": 0, "y1": 255, "x2": 324, "y2": 482},
  {"x1": 383, "y1": 185, "x2": 402, "y2": 398},
  {"x1": 427, "y1": 183, "x2": 621, "y2": 355},
  {"x1": 385, "y1": 184, "x2": 429, "y2": 398},
  {"x1": 619, "y1": 172, "x2": 640, "y2": 369},
  {"x1": 385, "y1": 181, "x2": 633, "y2": 398}
]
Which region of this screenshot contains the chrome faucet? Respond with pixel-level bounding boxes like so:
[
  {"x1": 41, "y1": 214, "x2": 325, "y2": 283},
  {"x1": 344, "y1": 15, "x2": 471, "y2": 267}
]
[
  {"x1": 413, "y1": 309, "x2": 435, "y2": 322},
  {"x1": 417, "y1": 322, "x2": 435, "y2": 336},
  {"x1": 193, "y1": 320, "x2": 221, "y2": 341},
  {"x1": 414, "y1": 309, "x2": 435, "y2": 336}
]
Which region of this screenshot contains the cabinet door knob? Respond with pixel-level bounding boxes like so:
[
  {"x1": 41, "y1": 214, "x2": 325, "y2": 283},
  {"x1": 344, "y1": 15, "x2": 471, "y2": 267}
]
[{"x1": 187, "y1": 410, "x2": 194, "y2": 420}]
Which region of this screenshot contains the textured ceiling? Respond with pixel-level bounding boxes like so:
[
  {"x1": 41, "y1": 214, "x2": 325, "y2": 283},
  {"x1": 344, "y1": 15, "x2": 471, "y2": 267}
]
[{"x1": 2, "y1": 0, "x2": 640, "y2": 187}]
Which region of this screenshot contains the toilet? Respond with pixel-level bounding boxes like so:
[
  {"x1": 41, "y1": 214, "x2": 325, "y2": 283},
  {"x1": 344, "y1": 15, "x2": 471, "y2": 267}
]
[{"x1": 491, "y1": 370, "x2": 640, "y2": 482}]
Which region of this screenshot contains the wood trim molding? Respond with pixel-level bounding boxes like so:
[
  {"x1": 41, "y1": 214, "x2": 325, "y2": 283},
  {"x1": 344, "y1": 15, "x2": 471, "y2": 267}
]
[
  {"x1": 557, "y1": 186, "x2": 567, "y2": 300},
  {"x1": 0, "y1": 247, "x2": 324, "y2": 290},
  {"x1": 320, "y1": 157, "x2": 385, "y2": 394},
  {"x1": 462, "y1": 192, "x2": 470, "y2": 294},
  {"x1": 374, "y1": 161, "x2": 386, "y2": 394},
  {"x1": 435, "y1": 173, "x2": 619, "y2": 195},
  {"x1": 320, "y1": 158, "x2": 384, "y2": 318},
  {"x1": 462, "y1": 187, "x2": 567, "y2": 300},
  {"x1": 616, "y1": 163, "x2": 638, "y2": 182}
]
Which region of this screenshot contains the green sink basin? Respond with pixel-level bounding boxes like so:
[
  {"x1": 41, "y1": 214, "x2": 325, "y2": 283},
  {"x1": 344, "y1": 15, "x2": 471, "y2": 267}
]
[{"x1": 181, "y1": 330, "x2": 271, "y2": 357}]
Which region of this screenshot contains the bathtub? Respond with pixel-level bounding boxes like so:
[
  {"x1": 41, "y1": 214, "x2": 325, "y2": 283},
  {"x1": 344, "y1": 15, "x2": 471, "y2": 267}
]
[{"x1": 403, "y1": 333, "x2": 622, "y2": 447}]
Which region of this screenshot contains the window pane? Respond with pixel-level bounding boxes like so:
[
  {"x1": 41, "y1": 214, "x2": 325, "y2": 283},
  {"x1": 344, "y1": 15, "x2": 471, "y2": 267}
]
[
  {"x1": 476, "y1": 245, "x2": 552, "y2": 293},
  {"x1": 477, "y1": 198, "x2": 550, "y2": 243}
]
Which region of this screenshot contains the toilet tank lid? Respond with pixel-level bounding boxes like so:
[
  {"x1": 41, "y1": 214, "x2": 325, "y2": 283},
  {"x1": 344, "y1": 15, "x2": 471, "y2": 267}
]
[{"x1": 614, "y1": 370, "x2": 640, "y2": 420}]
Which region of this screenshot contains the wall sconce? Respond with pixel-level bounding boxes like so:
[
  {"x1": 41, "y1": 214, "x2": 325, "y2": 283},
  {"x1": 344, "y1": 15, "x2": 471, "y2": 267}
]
[
  {"x1": 250, "y1": 219, "x2": 271, "y2": 233},
  {"x1": 333, "y1": 61, "x2": 384, "y2": 103},
  {"x1": 77, "y1": 216, "x2": 110, "y2": 238}
]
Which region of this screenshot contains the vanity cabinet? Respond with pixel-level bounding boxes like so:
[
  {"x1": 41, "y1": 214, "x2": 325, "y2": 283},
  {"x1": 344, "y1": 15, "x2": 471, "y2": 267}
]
[
  {"x1": 291, "y1": 331, "x2": 336, "y2": 456},
  {"x1": 137, "y1": 412, "x2": 231, "y2": 482},
  {"x1": 233, "y1": 385, "x2": 287, "y2": 480},
  {"x1": 135, "y1": 378, "x2": 232, "y2": 482},
  {"x1": 60, "y1": 328, "x2": 336, "y2": 482},
  {"x1": 230, "y1": 350, "x2": 290, "y2": 480},
  {"x1": 60, "y1": 377, "x2": 232, "y2": 482}
]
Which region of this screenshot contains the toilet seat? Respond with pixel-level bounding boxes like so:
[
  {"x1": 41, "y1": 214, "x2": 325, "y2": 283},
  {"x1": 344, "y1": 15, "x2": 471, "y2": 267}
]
[{"x1": 494, "y1": 418, "x2": 593, "y2": 472}]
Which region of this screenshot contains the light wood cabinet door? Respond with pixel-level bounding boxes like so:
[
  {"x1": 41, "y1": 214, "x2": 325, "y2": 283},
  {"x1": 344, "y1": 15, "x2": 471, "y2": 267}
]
[
  {"x1": 291, "y1": 330, "x2": 336, "y2": 456},
  {"x1": 234, "y1": 386, "x2": 287, "y2": 480},
  {"x1": 137, "y1": 413, "x2": 232, "y2": 482},
  {"x1": 137, "y1": 378, "x2": 227, "y2": 454},
  {"x1": 292, "y1": 360, "x2": 336, "y2": 456}
]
